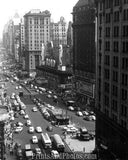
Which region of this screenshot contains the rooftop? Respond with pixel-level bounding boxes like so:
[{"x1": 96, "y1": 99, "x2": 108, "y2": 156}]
[{"x1": 74, "y1": 0, "x2": 95, "y2": 8}]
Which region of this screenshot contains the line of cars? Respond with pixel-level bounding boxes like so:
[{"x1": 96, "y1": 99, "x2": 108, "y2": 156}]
[
  {"x1": 65, "y1": 100, "x2": 96, "y2": 121},
  {"x1": 31, "y1": 84, "x2": 58, "y2": 103},
  {"x1": 24, "y1": 132, "x2": 64, "y2": 159}
]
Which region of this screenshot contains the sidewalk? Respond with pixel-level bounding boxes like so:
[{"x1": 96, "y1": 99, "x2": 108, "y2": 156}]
[{"x1": 65, "y1": 135, "x2": 95, "y2": 153}]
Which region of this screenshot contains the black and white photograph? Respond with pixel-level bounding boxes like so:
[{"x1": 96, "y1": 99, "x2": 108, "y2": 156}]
[{"x1": 0, "y1": 0, "x2": 127, "y2": 160}]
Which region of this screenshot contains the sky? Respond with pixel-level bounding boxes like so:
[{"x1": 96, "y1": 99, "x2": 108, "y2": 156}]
[{"x1": 0, "y1": 0, "x2": 78, "y2": 39}]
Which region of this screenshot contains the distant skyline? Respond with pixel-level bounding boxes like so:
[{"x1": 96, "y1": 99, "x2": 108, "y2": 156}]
[{"x1": 0, "y1": 0, "x2": 78, "y2": 38}]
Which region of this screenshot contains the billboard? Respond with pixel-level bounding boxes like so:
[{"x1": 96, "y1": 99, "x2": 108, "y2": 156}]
[{"x1": 77, "y1": 81, "x2": 95, "y2": 98}]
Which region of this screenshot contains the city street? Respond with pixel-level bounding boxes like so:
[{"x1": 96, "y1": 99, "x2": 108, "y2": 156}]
[{"x1": 5, "y1": 79, "x2": 95, "y2": 159}]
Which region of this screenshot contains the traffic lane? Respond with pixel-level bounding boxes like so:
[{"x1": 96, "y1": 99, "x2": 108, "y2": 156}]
[
  {"x1": 23, "y1": 99, "x2": 64, "y2": 137},
  {"x1": 34, "y1": 93, "x2": 95, "y2": 132},
  {"x1": 23, "y1": 102, "x2": 72, "y2": 153},
  {"x1": 6, "y1": 81, "x2": 30, "y2": 97},
  {"x1": 13, "y1": 113, "x2": 39, "y2": 150}
]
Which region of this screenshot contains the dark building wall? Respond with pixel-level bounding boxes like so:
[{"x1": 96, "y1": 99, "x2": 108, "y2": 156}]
[
  {"x1": 74, "y1": 24, "x2": 95, "y2": 73},
  {"x1": 72, "y1": 0, "x2": 96, "y2": 74}
]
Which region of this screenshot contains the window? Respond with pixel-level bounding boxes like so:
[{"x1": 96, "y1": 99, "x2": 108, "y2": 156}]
[
  {"x1": 99, "y1": 53, "x2": 102, "y2": 64},
  {"x1": 113, "y1": 26, "x2": 119, "y2": 37},
  {"x1": 112, "y1": 99, "x2": 118, "y2": 112},
  {"x1": 112, "y1": 113, "x2": 117, "y2": 122},
  {"x1": 105, "y1": 27, "x2": 110, "y2": 37},
  {"x1": 99, "y1": 39, "x2": 102, "y2": 51},
  {"x1": 104, "y1": 69, "x2": 110, "y2": 79},
  {"x1": 122, "y1": 41, "x2": 128, "y2": 52},
  {"x1": 99, "y1": 66, "x2": 101, "y2": 77},
  {"x1": 114, "y1": 11, "x2": 119, "y2": 22},
  {"x1": 122, "y1": 25, "x2": 128, "y2": 37},
  {"x1": 105, "y1": 0, "x2": 111, "y2": 9},
  {"x1": 122, "y1": 73, "x2": 128, "y2": 86},
  {"x1": 99, "y1": 27, "x2": 102, "y2": 37},
  {"x1": 121, "y1": 89, "x2": 127, "y2": 100},
  {"x1": 123, "y1": 9, "x2": 128, "y2": 21},
  {"x1": 99, "y1": 2, "x2": 102, "y2": 10},
  {"x1": 113, "y1": 56, "x2": 118, "y2": 68},
  {"x1": 104, "y1": 55, "x2": 110, "y2": 65},
  {"x1": 104, "y1": 108, "x2": 109, "y2": 116},
  {"x1": 113, "y1": 41, "x2": 119, "y2": 52},
  {"x1": 113, "y1": 71, "x2": 118, "y2": 82},
  {"x1": 114, "y1": 0, "x2": 120, "y2": 6},
  {"x1": 121, "y1": 104, "x2": 127, "y2": 117},
  {"x1": 112, "y1": 85, "x2": 118, "y2": 97},
  {"x1": 124, "y1": 0, "x2": 128, "y2": 4},
  {"x1": 104, "y1": 82, "x2": 109, "y2": 93},
  {"x1": 105, "y1": 41, "x2": 110, "y2": 51},
  {"x1": 106, "y1": 13, "x2": 111, "y2": 23},
  {"x1": 122, "y1": 58, "x2": 128, "y2": 70},
  {"x1": 99, "y1": 14, "x2": 102, "y2": 24},
  {"x1": 104, "y1": 95, "x2": 109, "y2": 106},
  {"x1": 121, "y1": 120, "x2": 127, "y2": 128}
]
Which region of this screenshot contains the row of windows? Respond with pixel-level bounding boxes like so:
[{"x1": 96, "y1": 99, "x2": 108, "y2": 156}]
[
  {"x1": 104, "y1": 0, "x2": 128, "y2": 10},
  {"x1": 104, "y1": 25, "x2": 128, "y2": 38},
  {"x1": 104, "y1": 57, "x2": 128, "y2": 70},
  {"x1": 105, "y1": 0, "x2": 120, "y2": 9},
  {"x1": 104, "y1": 95, "x2": 127, "y2": 117},
  {"x1": 100, "y1": 41, "x2": 128, "y2": 53},
  {"x1": 99, "y1": 9, "x2": 128, "y2": 24}
]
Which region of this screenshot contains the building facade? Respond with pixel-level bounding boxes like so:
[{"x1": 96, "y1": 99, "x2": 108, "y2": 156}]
[
  {"x1": 0, "y1": 107, "x2": 10, "y2": 160},
  {"x1": 24, "y1": 9, "x2": 51, "y2": 72},
  {"x1": 72, "y1": 0, "x2": 96, "y2": 105},
  {"x1": 19, "y1": 18, "x2": 25, "y2": 68},
  {"x1": 36, "y1": 65, "x2": 72, "y2": 90},
  {"x1": 50, "y1": 17, "x2": 67, "y2": 47},
  {"x1": 95, "y1": 0, "x2": 128, "y2": 159}
]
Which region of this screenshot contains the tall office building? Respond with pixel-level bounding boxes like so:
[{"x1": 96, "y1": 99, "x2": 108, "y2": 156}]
[
  {"x1": 95, "y1": 0, "x2": 128, "y2": 159},
  {"x1": 50, "y1": 17, "x2": 67, "y2": 47},
  {"x1": 72, "y1": 0, "x2": 95, "y2": 105},
  {"x1": 24, "y1": 9, "x2": 51, "y2": 72},
  {"x1": 19, "y1": 18, "x2": 25, "y2": 67}
]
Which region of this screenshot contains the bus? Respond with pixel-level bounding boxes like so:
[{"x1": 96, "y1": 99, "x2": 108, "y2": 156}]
[
  {"x1": 51, "y1": 134, "x2": 65, "y2": 152},
  {"x1": 41, "y1": 133, "x2": 52, "y2": 149}
]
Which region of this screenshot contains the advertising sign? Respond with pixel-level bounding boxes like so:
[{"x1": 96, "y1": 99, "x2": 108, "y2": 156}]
[{"x1": 77, "y1": 81, "x2": 95, "y2": 98}]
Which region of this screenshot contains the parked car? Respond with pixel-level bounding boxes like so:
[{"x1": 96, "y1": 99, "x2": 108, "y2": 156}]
[
  {"x1": 29, "y1": 126, "x2": 34, "y2": 133},
  {"x1": 51, "y1": 150, "x2": 59, "y2": 159},
  {"x1": 20, "y1": 110, "x2": 25, "y2": 115},
  {"x1": 82, "y1": 111, "x2": 89, "y2": 116},
  {"x1": 46, "y1": 125, "x2": 53, "y2": 132},
  {"x1": 16, "y1": 122, "x2": 23, "y2": 127},
  {"x1": 36, "y1": 126, "x2": 42, "y2": 133},
  {"x1": 32, "y1": 136, "x2": 38, "y2": 143},
  {"x1": 68, "y1": 106, "x2": 75, "y2": 111},
  {"x1": 47, "y1": 94, "x2": 52, "y2": 98},
  {"x1": 76, "y1": 111, "x2": 83, "y2": 117},
  {"x1": 35, "y1": 148, "x2": 41, "y2": 155},
  {"x1": 32, "y1": 107, "x2": 38, "y2": 112},
  {"x1": 26, "y1": 120, "x2": 31, "y2": 126},
  {"x1": 15, "y1": 126, "x2": 23, "y2": 133},
  {"x1": 24, "y1": 114, "x2": 29, "y2": 119}
]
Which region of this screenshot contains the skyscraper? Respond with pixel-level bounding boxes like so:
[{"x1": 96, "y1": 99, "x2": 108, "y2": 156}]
[
  {"x1": 24, "y1": 9, "x2": 51, "y2": 72},
  {"x1": 50, "y1": 17, "x2": 67, "y2": 47},
  {"x1": 72, "y1": 0, "x2": 95, "y2": 105},
  {"x1": 95, "y1": 0, "x2": 128, "y2": 159}
]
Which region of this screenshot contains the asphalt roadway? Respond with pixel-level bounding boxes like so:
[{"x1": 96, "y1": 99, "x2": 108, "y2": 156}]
[{"x1": 5, "y1": 80, "x2": 95, "y2": 159}]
